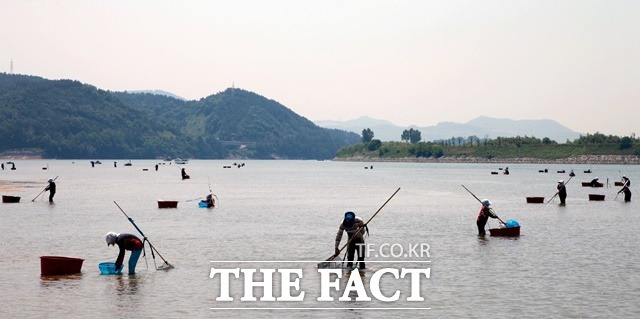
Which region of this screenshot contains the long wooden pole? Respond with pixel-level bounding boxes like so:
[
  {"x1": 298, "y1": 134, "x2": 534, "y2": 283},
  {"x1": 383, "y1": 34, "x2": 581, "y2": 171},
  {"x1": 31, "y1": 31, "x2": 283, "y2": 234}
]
[
  {"x1": 113, "y1": 201, "x2": 174, "y2": 270},
  {"x1": 31, "y1": 176, "x2": 58, "y2": 202},
  {"x1": 318, "y1": 187, "x2": 401, "y2": 268},
  {"x1": 547, "y1": 175, "x2": 573, "y2": 203},
  {"x1": 461, "y1": 184, "x2": 505, "y2": 224},
  {"x1": 614, "y1": 179, "x2": 629, "y2": 201}
]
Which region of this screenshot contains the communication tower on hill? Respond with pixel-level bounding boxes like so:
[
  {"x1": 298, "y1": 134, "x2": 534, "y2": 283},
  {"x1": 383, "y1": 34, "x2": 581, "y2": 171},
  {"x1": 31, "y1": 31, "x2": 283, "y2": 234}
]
[{"x1": 10, "y1": 59, "x2": 14, "y2": 74}]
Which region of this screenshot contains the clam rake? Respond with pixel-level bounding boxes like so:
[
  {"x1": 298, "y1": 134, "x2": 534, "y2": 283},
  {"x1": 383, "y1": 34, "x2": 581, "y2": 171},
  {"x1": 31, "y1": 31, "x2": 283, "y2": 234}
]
[
  {"x1": 114, "y1": 201, "x2": 174, "y2": 271},
  {"x1": 318, "y1": 187, "x2": 401, "y2": 269}
]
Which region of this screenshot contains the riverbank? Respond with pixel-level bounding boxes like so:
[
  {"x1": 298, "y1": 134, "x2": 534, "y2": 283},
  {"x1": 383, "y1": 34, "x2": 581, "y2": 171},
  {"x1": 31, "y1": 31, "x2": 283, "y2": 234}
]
[{"x1": 334, "y1": 154, "x2": 640, "y2": 165}]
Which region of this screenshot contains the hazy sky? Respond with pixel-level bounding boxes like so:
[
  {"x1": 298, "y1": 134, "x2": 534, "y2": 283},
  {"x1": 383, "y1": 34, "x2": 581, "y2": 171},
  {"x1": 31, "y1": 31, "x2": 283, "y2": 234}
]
[{"x1": 1, "y1": 0, "x2": 638, "y2": 135}]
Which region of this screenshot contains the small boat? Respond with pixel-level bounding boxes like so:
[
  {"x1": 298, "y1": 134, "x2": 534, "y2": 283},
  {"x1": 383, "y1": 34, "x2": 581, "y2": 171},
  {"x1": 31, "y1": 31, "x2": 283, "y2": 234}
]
[
  {"x1": 40, "y1": 256, "x2": 84, "y2": 276},
  {"x1": 491, "y1": 172, "x2": 499, "y2": 175},
  {"x1": 526, "y1": 197, "x2": 544, "y2": 204},
  {"x1": 582, "y1": 182, "x2": 603, "y2": 187},
  {"x1": 614, "y1": 181, "x2": 624, "y2": 186},
  {"x1": 2, "y1": 195, "x2": 21, "y2": 203},
  {"x1": 588, "y1": 194, "x2": 605, "y2": 201},
  {"x1": 124, "y1": 160, "x2": 132, "y2": 167},
  {"x1": 175, "y1": 159, "x2": 189, "y2": 164},
  {"x1": 489, "y1": 226, "x2": 520, "y2": 237},
  {"x1": 557, "y1": 170, "x2": 565, "y2": 173},
  {"x1": 157, "y1": 200, "x2": 178, "y2": 208}
]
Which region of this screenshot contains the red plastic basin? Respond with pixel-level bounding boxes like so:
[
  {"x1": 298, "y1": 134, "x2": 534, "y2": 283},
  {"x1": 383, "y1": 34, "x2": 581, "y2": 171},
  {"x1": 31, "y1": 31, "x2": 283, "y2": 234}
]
[{"x1": 40, "y1": 256, "x2": 84, "y2": 276}]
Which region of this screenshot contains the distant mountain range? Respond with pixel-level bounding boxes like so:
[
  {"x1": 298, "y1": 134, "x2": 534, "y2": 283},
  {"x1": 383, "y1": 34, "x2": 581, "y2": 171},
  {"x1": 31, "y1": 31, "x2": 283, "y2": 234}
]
[{"x1": 315, "y1": 116, "x2": 582, "y2": 142}]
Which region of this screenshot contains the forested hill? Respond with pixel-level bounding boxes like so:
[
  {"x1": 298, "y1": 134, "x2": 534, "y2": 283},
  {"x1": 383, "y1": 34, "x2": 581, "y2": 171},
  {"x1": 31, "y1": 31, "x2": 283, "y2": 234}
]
[{"x1": 0, "y1": 73, "x2": 360, "y2": 159}]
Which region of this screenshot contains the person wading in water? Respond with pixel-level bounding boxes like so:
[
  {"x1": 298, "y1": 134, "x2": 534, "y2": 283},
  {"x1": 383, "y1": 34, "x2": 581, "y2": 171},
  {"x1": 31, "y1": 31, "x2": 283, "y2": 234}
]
[
  {"x1": 105, "y1": 232, "x2": 144, "y2": 274},
  {"x1": 618, "y1": 184, "x2": 632, "y2": 202},
  {"x1": 44, "y1": 178, "x2": 56, "y2": 202},
  {"x1": 556, "y1": 180, "x2": 568, "y2": 205},
  {"x1": 200, "y1": 194, "x2": 215, "y2": 208},
  {"x1": 334, "y1": 211, "x2": 368, "y2": 270},
  {"x1": 477, "y1": 199, "x2": 498, "y2": 235}
]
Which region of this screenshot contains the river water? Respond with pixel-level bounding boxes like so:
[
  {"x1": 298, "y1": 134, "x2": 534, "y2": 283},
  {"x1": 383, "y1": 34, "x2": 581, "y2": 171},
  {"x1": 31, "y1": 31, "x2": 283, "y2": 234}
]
[{"x1": 0, "y1": 160, "x2": 638, "y2": 318}]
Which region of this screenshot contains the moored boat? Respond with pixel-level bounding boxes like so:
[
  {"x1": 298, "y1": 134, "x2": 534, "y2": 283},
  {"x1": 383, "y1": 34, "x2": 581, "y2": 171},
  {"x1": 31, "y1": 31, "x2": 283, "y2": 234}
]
[{"x1": 526, "y1": 197, "x2": 544, "y2": 204}]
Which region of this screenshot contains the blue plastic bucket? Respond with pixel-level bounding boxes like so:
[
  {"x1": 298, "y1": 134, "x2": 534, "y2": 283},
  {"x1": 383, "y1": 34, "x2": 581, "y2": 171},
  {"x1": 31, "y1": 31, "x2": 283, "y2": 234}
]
[
  {"x1": 198, "y1": 201, "x2": 209, "y2": 208},
  {"x1": 505, "y1": 219, "x2": 520, "y2": 228},
  {"x1": 98, "y1": 262, "x2": 123, "y2": 275}
]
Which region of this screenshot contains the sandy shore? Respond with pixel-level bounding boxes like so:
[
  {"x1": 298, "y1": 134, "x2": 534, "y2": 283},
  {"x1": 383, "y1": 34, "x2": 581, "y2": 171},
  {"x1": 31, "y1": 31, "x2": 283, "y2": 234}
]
[{"x1": 334, "y1": 155, "x2": 640, "y2": 165}]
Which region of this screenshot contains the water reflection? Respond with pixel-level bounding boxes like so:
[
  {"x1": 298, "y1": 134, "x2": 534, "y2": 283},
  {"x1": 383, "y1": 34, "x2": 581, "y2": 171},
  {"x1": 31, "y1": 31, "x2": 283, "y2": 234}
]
[
  {"x1": 116, "y1": 275, "x2": 140, "y2": 295},
  {"x1": 477, "y1": 235, "x2": 489, "y2": 246},
  {"x1": 40, "y1": 273, "x2": 84, "y2": 287}
]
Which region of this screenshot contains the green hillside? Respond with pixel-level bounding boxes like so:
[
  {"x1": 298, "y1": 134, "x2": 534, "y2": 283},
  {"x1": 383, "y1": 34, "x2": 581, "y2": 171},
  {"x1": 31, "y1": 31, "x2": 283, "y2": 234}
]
[{"x1": 0, "y1": 73, "x2": 359, "y2": 159}]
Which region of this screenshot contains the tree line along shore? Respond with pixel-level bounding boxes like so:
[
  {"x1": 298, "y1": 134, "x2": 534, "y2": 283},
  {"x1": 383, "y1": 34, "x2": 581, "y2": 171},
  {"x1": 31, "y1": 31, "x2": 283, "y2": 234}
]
[
  {"x1": 335, "y1": 132, "x2": 640, "y2": 165},
  {"x1": 333, "y1": 155, "x2": 640, "y2": 165}
]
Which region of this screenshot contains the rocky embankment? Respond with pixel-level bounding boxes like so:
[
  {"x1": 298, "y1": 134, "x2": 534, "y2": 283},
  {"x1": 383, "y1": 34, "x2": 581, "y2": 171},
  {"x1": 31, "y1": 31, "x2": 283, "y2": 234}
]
[{"x1": 334, "y1": 155, "x2": 640, "y2": 165}]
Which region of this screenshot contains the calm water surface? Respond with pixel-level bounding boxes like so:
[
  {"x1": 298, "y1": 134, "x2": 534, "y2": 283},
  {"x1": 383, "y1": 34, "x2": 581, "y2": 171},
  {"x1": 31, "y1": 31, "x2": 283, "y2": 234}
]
[{"x1": 0, "y1": 160, "x2": 638, "y2": 318}]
